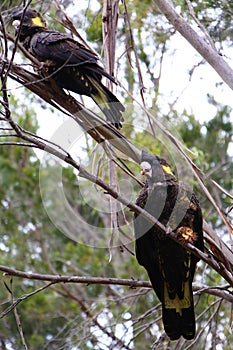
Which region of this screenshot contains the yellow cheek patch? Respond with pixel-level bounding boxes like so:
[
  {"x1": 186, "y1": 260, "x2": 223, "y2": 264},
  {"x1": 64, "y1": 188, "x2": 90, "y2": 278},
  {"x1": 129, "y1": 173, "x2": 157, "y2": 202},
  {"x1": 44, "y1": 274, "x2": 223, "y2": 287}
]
[
  {"x1": 162, "y1": 165, "x2": 173, "y2": 175},
  {"x1": 32, "y1": 17, "x2": 44, "y2": 27}
]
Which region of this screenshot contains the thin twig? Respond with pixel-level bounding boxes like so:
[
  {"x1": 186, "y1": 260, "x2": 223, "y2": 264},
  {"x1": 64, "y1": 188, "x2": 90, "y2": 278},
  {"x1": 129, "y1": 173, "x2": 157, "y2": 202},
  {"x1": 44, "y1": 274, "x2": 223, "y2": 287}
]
[{"x1": 1, "y1": 280, "x2": 55, "y2": 319}]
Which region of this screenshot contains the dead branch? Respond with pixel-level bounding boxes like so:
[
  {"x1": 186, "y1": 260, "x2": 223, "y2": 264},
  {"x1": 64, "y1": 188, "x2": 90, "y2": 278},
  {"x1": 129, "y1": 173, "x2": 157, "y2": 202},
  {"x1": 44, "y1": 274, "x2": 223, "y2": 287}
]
[
  {"x1": 1, "y1": 280, "x2": 53, "y2": 318},
  {"x1": 0, "y1": 265, "x2": 232, "y2": 302},
  {"x1": 102, "y1": 0, "x2": 121, "y2": 259}
]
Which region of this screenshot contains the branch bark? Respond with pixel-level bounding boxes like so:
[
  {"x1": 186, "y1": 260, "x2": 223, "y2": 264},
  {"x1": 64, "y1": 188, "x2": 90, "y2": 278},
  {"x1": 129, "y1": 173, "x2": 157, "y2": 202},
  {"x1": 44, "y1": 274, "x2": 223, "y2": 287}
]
[
  {"x1": 0, "y1": 265, "x2": 232, "y2": 302},
  {"x1": 153, "y1": 0, "x2": 233, "y2": 90},
  {"x1": 102, "y1": 0, "x2": 121, "y2": 258}
]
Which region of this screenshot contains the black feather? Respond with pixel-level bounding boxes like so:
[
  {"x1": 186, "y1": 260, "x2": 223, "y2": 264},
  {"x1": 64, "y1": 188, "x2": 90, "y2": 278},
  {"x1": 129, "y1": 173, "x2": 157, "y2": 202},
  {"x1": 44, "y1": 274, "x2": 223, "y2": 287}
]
[
  {"x1": 12, "y1": 9, "x2": 124, "y2": 128},
  {"x1": 134, "y1": 151, "x2": 204, "y2": 340}
]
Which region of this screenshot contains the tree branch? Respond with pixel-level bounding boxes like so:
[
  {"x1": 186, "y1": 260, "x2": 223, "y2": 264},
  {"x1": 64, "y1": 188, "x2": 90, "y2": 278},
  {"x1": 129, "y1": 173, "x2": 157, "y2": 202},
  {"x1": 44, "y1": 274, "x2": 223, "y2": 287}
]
[
  {"x1": 153, "y1": 0, "x2": 233, "y2": 90},
  {"x1": 0, "y1": 265, "x2": 232, "y2": 302},
  {"x1": 1, "y1": 280, "x2": 55, "y2": 319}
]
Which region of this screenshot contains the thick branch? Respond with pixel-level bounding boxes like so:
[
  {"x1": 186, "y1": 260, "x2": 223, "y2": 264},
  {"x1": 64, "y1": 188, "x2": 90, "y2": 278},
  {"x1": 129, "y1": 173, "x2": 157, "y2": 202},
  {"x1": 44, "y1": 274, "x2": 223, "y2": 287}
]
[{"x1": 153, "y1": 0, "x2": 233, "y2": 89}]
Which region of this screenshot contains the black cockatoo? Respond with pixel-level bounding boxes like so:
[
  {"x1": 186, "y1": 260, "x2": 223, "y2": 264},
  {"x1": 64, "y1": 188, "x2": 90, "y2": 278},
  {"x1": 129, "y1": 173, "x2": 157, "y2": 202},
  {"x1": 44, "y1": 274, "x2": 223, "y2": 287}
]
[
  {"x1": 134, "y1": 151, "x2": 204, "y2": 340},
  {"x1": 12, "y1": 9, "x2": 124, "y2": 128}
]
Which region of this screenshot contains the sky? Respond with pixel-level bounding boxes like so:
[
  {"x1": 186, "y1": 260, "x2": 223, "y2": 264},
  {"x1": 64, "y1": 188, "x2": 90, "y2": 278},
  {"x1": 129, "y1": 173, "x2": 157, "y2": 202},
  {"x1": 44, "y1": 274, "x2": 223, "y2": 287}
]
[{"x1": 159, "y1": 32, "x2": 233, "y2": 122}]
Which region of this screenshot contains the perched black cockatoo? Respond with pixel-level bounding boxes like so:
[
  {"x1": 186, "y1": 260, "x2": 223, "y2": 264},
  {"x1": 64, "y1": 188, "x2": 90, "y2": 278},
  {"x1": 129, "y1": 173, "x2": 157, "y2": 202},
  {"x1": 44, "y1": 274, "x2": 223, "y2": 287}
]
[
  {"x1": 12, "y1": 9, "x2": 124, "y2": 128},
  {"x1": 134, "y1": 151, "x2": 204, "y2": 340}
]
